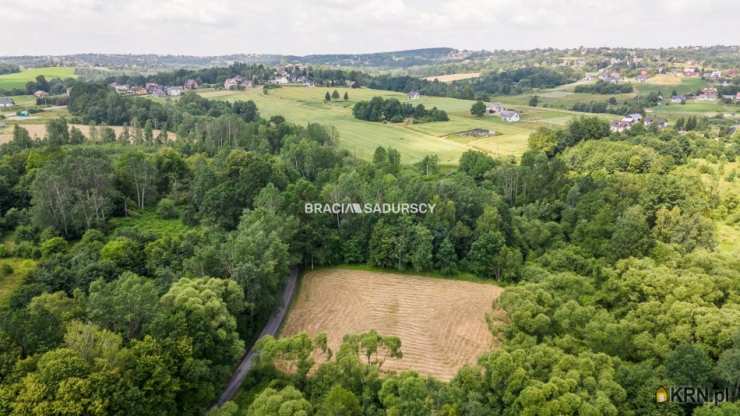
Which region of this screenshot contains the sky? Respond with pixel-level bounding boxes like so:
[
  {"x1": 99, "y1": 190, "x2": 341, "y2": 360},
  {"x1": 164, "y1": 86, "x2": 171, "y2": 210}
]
[{"x1": 1, "y1": 0, "x2": 738, "y2": 56}]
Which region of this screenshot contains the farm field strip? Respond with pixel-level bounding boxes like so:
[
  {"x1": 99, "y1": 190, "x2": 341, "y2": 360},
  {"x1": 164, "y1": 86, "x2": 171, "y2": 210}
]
[{"x1": 0, "y1": 67, "x2": 77, "y2": 90}]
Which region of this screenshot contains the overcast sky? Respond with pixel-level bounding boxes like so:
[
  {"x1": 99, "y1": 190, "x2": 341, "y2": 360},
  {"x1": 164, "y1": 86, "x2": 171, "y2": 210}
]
[{"x1": 1, "y1": 0, "x2": 738, "y2": 56}]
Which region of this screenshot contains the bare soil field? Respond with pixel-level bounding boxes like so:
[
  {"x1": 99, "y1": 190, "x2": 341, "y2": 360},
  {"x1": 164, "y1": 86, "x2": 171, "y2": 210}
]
[
  {"x1": 424, "y1": 72, "x2": 481, "y2": 83},
  {"x1": 280, "y1": 268, "x2": 503, "y2": 381}
]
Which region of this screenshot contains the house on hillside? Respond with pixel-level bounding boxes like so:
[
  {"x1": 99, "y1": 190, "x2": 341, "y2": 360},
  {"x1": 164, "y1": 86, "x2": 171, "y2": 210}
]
[
  {"x1": 671, "y1": 95, "x2": 686, "y2": 104},
  {"x1": 270, "y1": 76, "x2": 289, "y2": 85},
  {"x1": 499, "y1": 110, "x2": 520, "y2": 122},
  {"x1": 626, "y1": 113, "x2": 643, "y2": 123},
  {"x1": 166, "y1": 87, "x2": 183, "y2": 97},
  {"x1": 697, "y1": 87, "x2": 718, "y2": 101},
  {"x1": 407, "y1": 90, "x2": 421, "y2": 100},
  {"x1": 241, "y1": 80, "x2": 254, "y2": 88},
  {"x1": 145, "y1": 82, "x2": 161, "y2": 94},
  {"x1": 184, "y1": 79, "x2": 199, "y2": 90},
  {"x1": 486, "y1": 102, "x2": 505, "y2": 114},
  {"x1": 224, "y1": 76, "x2": 243, "y2": 90},
  {"x1": 33, "y1": 90, "x2": 49, "y2": 98},
  {"x1": 610, "y1": 120, "x2": 631, "y2": 133},
  {"x1": 683, "y1": 67, "x2": 699, "y2": 77},
  {"x1": 0, "y1": 97, "x2": 15, "y2": 108}
]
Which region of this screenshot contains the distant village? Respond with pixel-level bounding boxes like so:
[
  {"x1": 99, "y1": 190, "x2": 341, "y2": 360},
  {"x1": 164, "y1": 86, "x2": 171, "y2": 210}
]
[{"x1": 107, "y1": 64, "x2": 362, "y2": 98}]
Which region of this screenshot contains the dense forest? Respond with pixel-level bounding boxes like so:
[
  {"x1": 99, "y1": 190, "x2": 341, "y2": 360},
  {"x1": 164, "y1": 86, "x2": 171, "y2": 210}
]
[
  {"x1": 0, "y1": 79, "x2": 738, "y2": 415},
  {"x1": 352, "y1": 97, "x2": 449, "y2": 123}
]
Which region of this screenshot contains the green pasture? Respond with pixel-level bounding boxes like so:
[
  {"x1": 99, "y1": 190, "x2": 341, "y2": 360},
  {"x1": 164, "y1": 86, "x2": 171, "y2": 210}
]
[
  {"x1": 200, "y1": 86, "x2": 591, "y2": 163},
  {"x1": 0, "y1": 67, "x2": 77, "y2": 90}
]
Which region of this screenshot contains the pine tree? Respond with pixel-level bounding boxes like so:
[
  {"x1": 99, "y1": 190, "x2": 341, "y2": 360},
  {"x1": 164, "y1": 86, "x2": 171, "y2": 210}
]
[
  {"x1": 324, "y1": 91, "x2": 331, "y2": 102},
  {"x1": 343, "y1": 91, "x2": 349, "y2": 100}
]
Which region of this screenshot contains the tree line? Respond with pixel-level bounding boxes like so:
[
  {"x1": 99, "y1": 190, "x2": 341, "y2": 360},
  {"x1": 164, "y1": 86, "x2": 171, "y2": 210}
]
[{"x1": 352, "y1": 97, "x2": 448, "y2": 123}]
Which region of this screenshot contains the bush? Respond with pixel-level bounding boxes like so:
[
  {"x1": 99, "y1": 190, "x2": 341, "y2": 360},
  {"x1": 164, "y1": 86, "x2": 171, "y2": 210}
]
[
  {"x1": 14, "y1": 225, "x2": 36, "y2": 242},
  {"x1": 0, "y1": 263, "x2": 13, "y2": 276},
  {"x1": 157, "y1": 198, "x2": 178, "y2": 219},
  {"x1": 40, "y1": 237, "x2": 68, "y2": 258},
  {"x1": 13, "y1": 241, "x2": 40, "y2": 259},
  {"x1": 0, "y1": 244, "x2": 6, "y2": 258}
]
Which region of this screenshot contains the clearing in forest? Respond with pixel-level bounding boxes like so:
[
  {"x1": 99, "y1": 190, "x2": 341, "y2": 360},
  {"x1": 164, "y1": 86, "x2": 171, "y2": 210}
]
[{"x1": 280, "y1": 268, "x2": 503, "y2": 381}]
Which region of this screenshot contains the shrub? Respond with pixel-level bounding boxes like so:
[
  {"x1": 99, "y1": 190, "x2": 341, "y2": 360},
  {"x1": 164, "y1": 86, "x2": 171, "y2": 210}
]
[
  {"x1": 157, "y1": 198, "x2": 178, "y2": 219},
  {"x1": 0, "y1": 263, "x2": 13, "y2": 276},
  {"x1": 40, "y1": 237, "x2": 68, "y2": 258},
  {"x1": 13, "y1": 241, "x2": 40, "y2": 259}
]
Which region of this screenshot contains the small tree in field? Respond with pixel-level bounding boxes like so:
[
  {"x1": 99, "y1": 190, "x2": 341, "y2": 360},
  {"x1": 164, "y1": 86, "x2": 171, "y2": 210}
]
[
  {"x1": 332, "y1": 90, "x2": 340, "y2": 99},
  {"x1": 470, "y1": 100, "x2": 486, "y2": 117},
  {"x1": 324, "y1": 91, "x2": 331, "y2": 102},
  {"x1": 343, "y1": 91, "x2": 349, "y2": 100}
]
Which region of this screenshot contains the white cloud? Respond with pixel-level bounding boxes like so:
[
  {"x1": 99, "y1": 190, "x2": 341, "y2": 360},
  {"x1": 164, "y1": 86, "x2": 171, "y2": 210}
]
[{"x1": 0, "y1": 0, "x2": 736, "y2": 55}]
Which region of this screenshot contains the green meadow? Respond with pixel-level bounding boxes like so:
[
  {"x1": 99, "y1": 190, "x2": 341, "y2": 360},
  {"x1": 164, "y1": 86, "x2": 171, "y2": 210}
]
[
  {"x1": 200, "y1": 86, "x2": 600, "y2": 163},
  {"x1": 0, "y1": 67, "x2": 77, "y2": 90}
]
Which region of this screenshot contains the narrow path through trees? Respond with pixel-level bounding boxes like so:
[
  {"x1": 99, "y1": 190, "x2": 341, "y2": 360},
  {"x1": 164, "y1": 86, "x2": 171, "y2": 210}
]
[{"x1": 213, "y1": 268, "x2": 299, "y2": 408}]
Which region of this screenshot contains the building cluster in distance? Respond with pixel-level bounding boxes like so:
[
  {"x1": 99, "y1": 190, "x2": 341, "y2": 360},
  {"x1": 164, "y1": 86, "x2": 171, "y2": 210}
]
[
  {"x1": 610, "y1": 113, "x2": 668, "y2": 133},
  {"x1": 110, "y1": 79, "x2": 199, "y2": 97}
]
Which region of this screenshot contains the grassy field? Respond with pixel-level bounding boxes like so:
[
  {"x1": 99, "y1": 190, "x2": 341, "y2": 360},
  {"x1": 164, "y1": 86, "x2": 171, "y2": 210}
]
[
  {"x1": 201, "y1": 86, "x2": 595, "y2": 163},
  {"x1": 0, "y1": 258, "x2": 36, "y2": 304},
  {"x1": 280, "y1": 268, "x2": 503, "y2": 381},
  {"x1": 0, "y1": 67, "x2": 76, "y2": 90},
  {"x1": 109, "y1": 210, "x2": 187, "y2": 237}
]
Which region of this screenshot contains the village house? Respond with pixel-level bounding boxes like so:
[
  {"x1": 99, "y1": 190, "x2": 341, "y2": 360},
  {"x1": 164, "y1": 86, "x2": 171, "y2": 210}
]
[
  {"x1": 240, "y1": 79, "x2": 254, "y2": 89},
  {"x1": 697, "y1": 87, "x2": 718, "y2": 101},
  {"x1": 407, "y1": 90, "x2": 421, "y2": 100},
  {"x1": 183, "y1": 79, "x2": 199, "y2": 90},
  {"x1": 145, "y1": 82, "x2": 161, "y2": 94},
  {"x1": 708, "y1": 71, "x2": 722, "y2": 81},
  {"x1": 0, "y1": 97, "x2": 15, "y2": 108},
  {"x1": 33, "y1": 90, "x2": 49, "y2": 98},
  {"x1": 610, "y1": 120, "x2": 631, "y2": 133},
  {"x1": 486, "y1": 102, "x2": 505, "y2": 114},
  {"x1": 671, "y1": 95, "x2": 686, "y2": 104},
  {"x1": 224, "y1": 76, "x2": 243, "y2": 90},
  {"x1": 736, "y1": 92, "x2": 740, "y2": 102},
  {"x1": 270, "y1": 76, "x2": 289, "y2": 85},
  {"x1": 132, "y1": 87, "x2": 148, "y2": 96},
  {"x1": 625, "y1": 113, "x2": 643, "y2": 123},
  {"x1": 166, "y1": 86, "x2": 183, "y2": 97},
  {"x1": 499, "y1": 110, "x2": 520, "y2": 122},
  {"x1": 683, "y1": 67, "x2": 699, "y2": 77}
]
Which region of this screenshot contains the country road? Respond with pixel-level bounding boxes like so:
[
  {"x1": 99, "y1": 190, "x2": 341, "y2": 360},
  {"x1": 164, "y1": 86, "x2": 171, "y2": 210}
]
[{"x1": 213, "y1": 268, "x2": 299, "y2": 408}]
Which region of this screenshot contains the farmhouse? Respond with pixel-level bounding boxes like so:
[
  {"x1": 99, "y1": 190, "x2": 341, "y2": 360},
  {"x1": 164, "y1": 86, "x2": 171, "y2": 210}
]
[
  {"x1": 408, "y1": 90, "x2": 421, "y2": 100},
  {"x1": 671, "y1": 95, "x2": 686, "y2": 104},
  {"x1": 166, "y1": 86, "x2": 183, "y2": 97},
  {"x1": 270, "y1": 76, "x2": 289, "y2": 85},
  {"x1": 183, "y1": 79, "x2": 199, "y2": 90},
  {"x1": 486, "y1": 102, "x2": 505, "y2": 114},
  {"x1": 241, "y1": 80, "x2": 254, "y2": 88},
  {"x1": 224, "y1": 76, "x2": 243, "y2": 90},
  {"x1": 610, "y1": 120, "x2": 631, "y2": 133},
  {"x1": 0, "y1": 97, "x2": 15, "y2": 108},
  {"x1": 697, "y1": 87, "x2": 718, "y2": 101},
  {"x1": 33, "y1": 90, "x2": 48, "y2": 98},
  {"x1": 499, "y1": 110, "x2": 520, "y2": 122}
]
